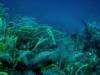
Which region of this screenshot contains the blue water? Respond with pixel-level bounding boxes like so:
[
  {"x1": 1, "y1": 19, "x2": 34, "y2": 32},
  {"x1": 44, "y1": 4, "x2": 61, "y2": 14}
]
[{"x1": 1, "y1": 0, "x2": 100, "y2": 33}]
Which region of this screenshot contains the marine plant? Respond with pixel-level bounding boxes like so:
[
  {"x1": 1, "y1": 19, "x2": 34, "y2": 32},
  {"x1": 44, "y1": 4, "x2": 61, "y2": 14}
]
[{"x1": 0, "y1": 2, "x2": 99, "y2": 75}]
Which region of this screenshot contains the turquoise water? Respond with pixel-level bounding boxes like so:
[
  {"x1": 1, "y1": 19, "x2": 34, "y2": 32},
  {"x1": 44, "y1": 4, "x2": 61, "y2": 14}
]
[{"x1": 1, "y1": 0, "x2": 100, "y2": 33}]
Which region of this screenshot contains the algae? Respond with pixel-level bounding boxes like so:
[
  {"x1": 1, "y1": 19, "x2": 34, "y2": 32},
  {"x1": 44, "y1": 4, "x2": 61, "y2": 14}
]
[{"x1": 0, "y1": 2, "x2": 99, "y2": 75}]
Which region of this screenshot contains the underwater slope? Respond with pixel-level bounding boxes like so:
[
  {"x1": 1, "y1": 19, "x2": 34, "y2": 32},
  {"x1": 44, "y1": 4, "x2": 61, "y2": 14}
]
[{"x1": 0, "y1": 3, "x2": 99, "y2": 75}]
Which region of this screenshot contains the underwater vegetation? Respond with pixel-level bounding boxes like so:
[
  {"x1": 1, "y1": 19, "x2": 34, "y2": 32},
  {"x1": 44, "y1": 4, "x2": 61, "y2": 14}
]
[{"x1": 0, "y1": 3, "x2": 100, "y2": 75}]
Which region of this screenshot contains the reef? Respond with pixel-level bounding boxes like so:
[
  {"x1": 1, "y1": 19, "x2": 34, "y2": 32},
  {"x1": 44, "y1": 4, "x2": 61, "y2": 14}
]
[{"x1": 0, "y1": 3, "x2": 100, "y2": 75}]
